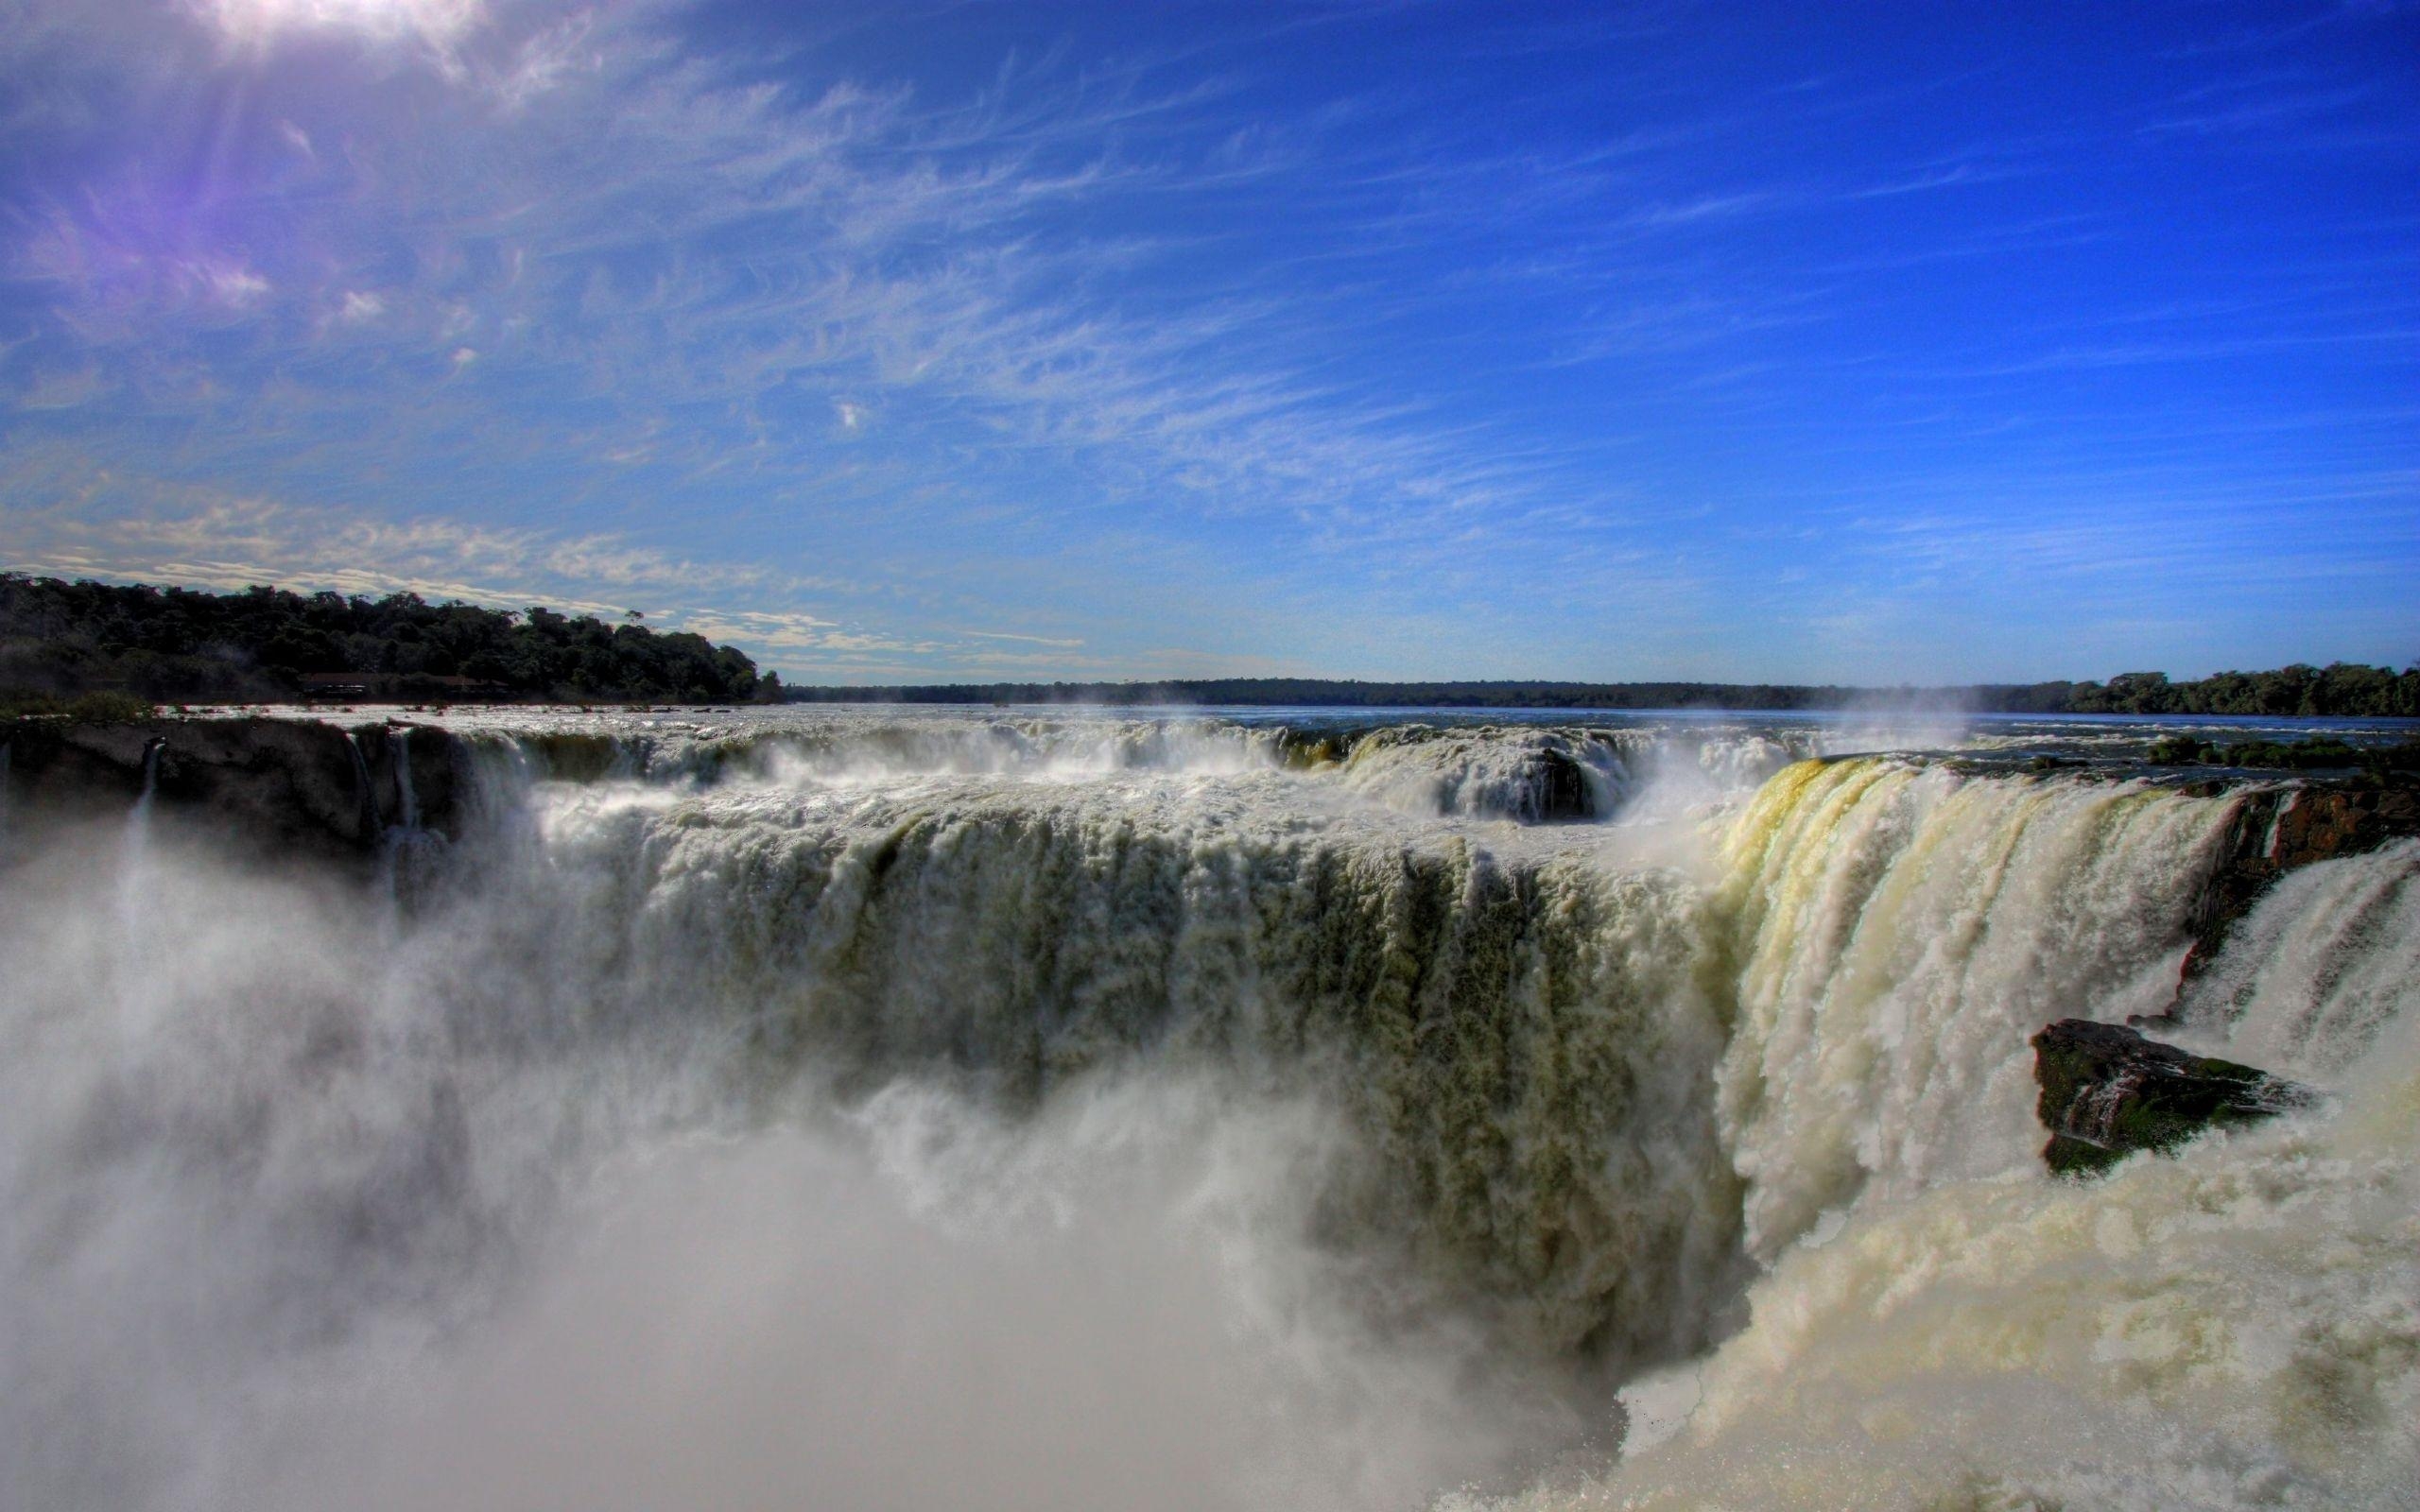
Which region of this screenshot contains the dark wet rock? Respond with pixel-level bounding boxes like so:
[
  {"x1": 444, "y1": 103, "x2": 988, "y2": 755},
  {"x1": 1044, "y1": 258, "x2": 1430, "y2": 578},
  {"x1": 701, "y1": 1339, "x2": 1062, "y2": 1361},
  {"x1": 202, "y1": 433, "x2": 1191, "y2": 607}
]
[
  {"x1": 1528, "y1": 747, "x2": 1594, "y2": 822},
  {"x1": 394, "y1": 723, "x2": 459, "y2": 831},
  {"x1": 0, "y1": 714, "x2": 462, "y2": 860},
  {"x1": 2032, "y1": 1019, "x2": 2314, "y2": 1177},
  {"x1": 2268, "y1": 783, "x2": 2420, "y2": 866}
]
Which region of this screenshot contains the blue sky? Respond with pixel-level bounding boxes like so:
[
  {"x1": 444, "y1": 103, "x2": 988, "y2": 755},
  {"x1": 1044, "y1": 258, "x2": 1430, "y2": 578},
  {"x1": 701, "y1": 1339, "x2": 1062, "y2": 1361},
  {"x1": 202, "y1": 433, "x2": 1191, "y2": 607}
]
[{"x1": 2, "y1": 0, "x2": 2413, "y2": 684}]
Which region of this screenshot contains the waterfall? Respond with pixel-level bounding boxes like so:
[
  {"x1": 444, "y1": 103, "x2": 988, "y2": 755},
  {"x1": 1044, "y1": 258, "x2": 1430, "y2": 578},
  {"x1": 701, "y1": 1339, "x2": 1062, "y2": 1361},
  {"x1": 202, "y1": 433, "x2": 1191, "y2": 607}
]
[
  {"x1": 112, "y1": 735, "x2": 166, "y2": 933},
  {"x1": 126, "y1": 735, "x2": 164, "y2": 841},
  {"x1": 392, "y1": 727, "x2": 419, "y2": 831},
  {"x1": 1580, "y1": 835, "x2": 2420, "y2": 1512},
  {"x1": 341, "y1": 730, "x2": 382, "y2": 843},
  {"x1": 1710, "y1": 757, "x2": 2244, "y2": 1258},
  {"x1": 424, "y1": 765, "x2": 1741, "y2": 1357},
  {"x1": 337, "y1": 745, "x2": 2319, "y2": 1360},
  {"x1": 2180, "y1": 834, "x2": 2420, "y2": 1075},
  {"x1": 2, "y1": 713, "x2": 2413, "y2": 1512},
  {"x1": 377, "y1": 726, "x2": 449, "y2": 914}
]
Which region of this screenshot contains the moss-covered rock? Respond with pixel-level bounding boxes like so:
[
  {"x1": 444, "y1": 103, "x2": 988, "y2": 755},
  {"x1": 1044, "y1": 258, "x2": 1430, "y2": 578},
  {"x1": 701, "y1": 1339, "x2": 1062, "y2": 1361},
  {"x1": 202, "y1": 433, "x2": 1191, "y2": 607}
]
[{"x1": 2032, "y1": 1019, "x2": 2311, "y2": 1177}]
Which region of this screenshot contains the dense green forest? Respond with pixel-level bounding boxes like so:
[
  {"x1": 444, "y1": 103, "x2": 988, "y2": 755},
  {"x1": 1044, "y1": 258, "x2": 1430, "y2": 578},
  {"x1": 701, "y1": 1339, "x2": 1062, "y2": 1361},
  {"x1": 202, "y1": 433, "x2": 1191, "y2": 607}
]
[
  {"x1": 1, "y1": 575, "x2": 771, "y2": 706},
  {"x1": 2058, "y1": 665, "x2": 2420, "y2": 716},
  {"x1": 786, "y1": 666, "x2": 2420, "y2": 716}
]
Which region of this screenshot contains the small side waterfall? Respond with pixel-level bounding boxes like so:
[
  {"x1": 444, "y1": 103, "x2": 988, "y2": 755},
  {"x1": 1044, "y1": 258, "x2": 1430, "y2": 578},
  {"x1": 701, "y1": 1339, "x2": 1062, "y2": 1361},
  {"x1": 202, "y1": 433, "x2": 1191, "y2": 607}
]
[
  {"x1": 115, "y1": 736, "x2": 165, "y2": 926},
  {"x1": 378, "y1": 726, "x2": 447, "y2": 914},
  {"x1": 128, "y1": 736, "x2": 164, "y2": 837},
  {"x1": 392, "y1": 727, "x2": 420, "y2": 831},
  {"x1": 342, "y1": 730, "x2": 383, "y2": 844}
]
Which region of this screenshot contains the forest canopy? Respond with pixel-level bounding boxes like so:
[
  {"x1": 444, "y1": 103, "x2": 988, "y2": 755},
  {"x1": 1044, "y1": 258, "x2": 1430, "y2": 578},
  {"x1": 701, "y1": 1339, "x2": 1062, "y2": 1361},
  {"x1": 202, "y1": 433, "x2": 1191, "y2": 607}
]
[{"x1": 1, "y1": 575, "x2": 771, "y2": 706}]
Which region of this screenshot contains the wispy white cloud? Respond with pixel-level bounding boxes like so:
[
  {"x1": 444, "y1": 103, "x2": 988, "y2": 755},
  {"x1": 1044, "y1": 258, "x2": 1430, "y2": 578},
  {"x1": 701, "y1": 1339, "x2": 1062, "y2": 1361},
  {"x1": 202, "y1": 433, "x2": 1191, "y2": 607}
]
[
  {"x1": 5, "y1": 1, "x2": 1603, "y2": 545},
  {"x1": 2139, "y1": 82, "x2": 2376, "y2": 137},
  {"x1": 677, "y1": 609, "x2": 936, "y2": 657},
  {"x1": 1, "y1": 0, "x2": 1740, "y2": 685},
  {"x1": 2, "y1": 482, "x2": 770, "y2": 603},
  {"x1": 0, "y1": 464, "x2": 1134, "y2": 673}
]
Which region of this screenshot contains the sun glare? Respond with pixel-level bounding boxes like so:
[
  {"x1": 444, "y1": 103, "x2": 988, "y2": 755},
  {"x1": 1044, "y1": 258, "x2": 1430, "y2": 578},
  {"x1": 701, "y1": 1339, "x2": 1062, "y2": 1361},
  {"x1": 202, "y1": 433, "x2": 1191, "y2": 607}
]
[{"x1": 197, "y1": 0, "x2": 484, "y2": 49}]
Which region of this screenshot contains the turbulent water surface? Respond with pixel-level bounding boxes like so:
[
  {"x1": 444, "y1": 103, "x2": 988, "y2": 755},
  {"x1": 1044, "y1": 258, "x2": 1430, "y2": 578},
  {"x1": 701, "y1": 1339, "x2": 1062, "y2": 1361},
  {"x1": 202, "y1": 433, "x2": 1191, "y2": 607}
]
[{"x1": 3, "y1": 706, "x2": 2415, "y2": 1510}]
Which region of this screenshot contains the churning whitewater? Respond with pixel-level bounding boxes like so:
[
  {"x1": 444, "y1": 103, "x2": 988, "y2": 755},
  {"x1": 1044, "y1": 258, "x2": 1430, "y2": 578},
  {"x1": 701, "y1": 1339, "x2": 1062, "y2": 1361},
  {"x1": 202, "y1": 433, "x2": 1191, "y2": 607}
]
[{"x1": 1, "y1": 708, "x2": 2414, "y2": 1511}]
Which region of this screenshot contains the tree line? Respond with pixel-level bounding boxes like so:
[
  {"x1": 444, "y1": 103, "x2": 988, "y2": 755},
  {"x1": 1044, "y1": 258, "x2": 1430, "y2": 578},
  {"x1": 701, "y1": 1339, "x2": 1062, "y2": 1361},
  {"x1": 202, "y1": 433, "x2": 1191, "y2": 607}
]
[
  {"x1": 1, "y1": 575, "x2": 772, "y2": 707},
  {"x1": 785, "y1": 667, "x2": 2420, "y2": 716},
  {"x1": 7, "y1": 575, "x2": 2411, "y2": 716},
  {"x1": 782, "y1": 677, "x2": 2009, "y2": 710}
]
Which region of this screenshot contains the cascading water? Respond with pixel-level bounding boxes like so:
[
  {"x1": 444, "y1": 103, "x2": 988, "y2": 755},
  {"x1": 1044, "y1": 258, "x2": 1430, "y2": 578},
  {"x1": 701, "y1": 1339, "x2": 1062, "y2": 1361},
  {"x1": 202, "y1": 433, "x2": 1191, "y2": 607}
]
[
  {"x1": 128, "y1": 734, "x2": 163, "y2": 832},
  {"x1": 1710, "y1": 756, "x2": 2250, "y2": 1258},
  {"x1": 393, "y1": 727, "x2": 419, "y2": 831},
  {"x1": 341, "y1": 730, "x2": 383, "y2": 843},
  {"x1": 376, "y1": 726, "x2": 447, "y2": 909},
  {"x1": 2177, "y1": 837, "x2": 2420, "y2": 1074},
  {"x1": 117, "y1": 735, "x2": 164, "y2": 888},
  {"x1": 0, "y1": 707, "x2": 2411, "y2": 1511},
  {"x1": 1519, "y1": 831, "x2": 2420, "y2": 1511}
]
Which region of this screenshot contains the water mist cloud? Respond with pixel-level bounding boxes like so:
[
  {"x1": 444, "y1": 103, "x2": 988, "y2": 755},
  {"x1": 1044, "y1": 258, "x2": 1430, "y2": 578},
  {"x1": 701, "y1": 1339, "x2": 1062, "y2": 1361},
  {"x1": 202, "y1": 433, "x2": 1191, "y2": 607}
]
[
  {"x1": 256, "y1": 1086, "x2": 1591, "y2": 1512},
  {"x1": 0, "y1": 805, "x2": 1595, "y2": 1512}
]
